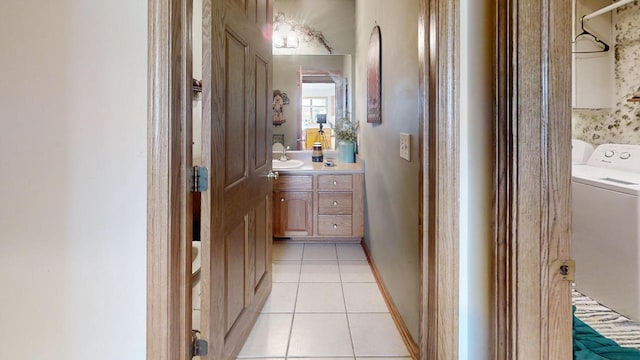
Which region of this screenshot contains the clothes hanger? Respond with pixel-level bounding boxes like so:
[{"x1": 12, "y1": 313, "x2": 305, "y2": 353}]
[{"x1": 573, "y1": 15, "x2": 610, "y2": 54}]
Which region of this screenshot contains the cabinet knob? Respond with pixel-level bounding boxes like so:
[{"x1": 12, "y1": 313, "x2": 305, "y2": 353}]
[
  {"x1": 333, "y1": 201, "x2": 338, "y2": 206},
  {"x1": 333, "y1": 180, "x2": 338, "y2": 185},
  {"x1": 280, "y1": 197, "x2": 285, "y2": 203},
  {"x1": 333, "y1": 224, "x2": 338, "y2": 229}
]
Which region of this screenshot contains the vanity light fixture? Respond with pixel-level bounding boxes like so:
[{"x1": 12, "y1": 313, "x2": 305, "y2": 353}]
[
  {"x1": 273, "y1": 23, "x2": 299, "y2": 49},
  {"x1": 272, "y1": 12, "x2": 332, "y2": 53}
]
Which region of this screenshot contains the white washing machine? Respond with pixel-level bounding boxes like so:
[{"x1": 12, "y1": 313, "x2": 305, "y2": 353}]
[
  {"x1": 573, "y1": 143, "x2": 640, "y2": 321},
  {"x1": 572, "y1": 139, "x2": 594, "y2": 165}
]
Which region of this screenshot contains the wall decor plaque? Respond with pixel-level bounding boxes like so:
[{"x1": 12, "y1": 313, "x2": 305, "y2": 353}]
[{"x1": 367, "y1": 25, "x2": 382, "y2": 123}]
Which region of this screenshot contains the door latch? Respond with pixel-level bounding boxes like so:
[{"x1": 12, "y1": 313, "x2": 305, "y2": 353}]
[{"x1": 553, "y1": 259, "x2": 575, "y2": 281}]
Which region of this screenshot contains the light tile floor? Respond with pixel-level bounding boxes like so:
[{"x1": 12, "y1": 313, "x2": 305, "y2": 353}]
[{"x1": 237, "y1": 242, "x2": 412, "y2": 360}]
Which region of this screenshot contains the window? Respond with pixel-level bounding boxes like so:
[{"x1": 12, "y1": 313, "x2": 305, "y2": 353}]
[{"x1": 302, "y1": 97, "x2": 329, "y2": 129}]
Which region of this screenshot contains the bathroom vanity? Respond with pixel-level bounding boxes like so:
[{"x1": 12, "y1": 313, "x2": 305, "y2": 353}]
[{"x1": 272, "y1": 158, "x2": 364, "y2": 242}]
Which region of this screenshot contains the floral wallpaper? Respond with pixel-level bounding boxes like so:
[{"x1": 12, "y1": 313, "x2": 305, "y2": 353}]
[{"x1": 573, "y1": 2, "x2": 640, "y2": 145}]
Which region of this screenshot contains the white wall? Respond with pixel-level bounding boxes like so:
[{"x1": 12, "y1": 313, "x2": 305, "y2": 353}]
[
  {"x1": 459, "y1": 0, "x2": 494, "y2": 358},
  {"x1": 355, "y1": 0, "x2": 421, "y2": 341},
  {"x1": 354, "y1": 0, "x2": 493, "y2": 353},
  {"x1": 0, "y1": 1, "x2": 147, "y2": 359},
  {"x1": 274, "y1": 0, "x2": 355, "y2": 55},
  {"x1": 572, "y1": 1, "x2": 640, "y2": 145}
]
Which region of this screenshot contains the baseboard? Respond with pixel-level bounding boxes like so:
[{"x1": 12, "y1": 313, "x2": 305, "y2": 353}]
[
  {"x1": 361, "y1": 241, "x2": 419, "y2": 360},
  {"x1": 273, "y1": 237, "x2": 361, "y2": 243}
]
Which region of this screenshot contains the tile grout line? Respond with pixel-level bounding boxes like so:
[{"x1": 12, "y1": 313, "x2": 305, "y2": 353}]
[
  {"x1": 337, "y1": 244, "x2": 358, "y2": 359},
  {"x1": 335, "y1": 243, "x2": 358, "y2": 359},
  {"x1": 269, "y1": 243, "x2": 404, "y2": 360},
  {"x1": 283, "y1": 244, "x2": 307, "y2": 359}
]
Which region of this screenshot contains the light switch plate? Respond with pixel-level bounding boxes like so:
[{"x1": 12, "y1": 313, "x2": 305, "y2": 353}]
[{"x1": 400, "y1": 133, "x2": 411, "y2": 161}]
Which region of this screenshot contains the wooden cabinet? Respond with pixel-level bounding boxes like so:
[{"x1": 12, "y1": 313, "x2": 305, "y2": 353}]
[
  {"x1": 317, "y1": 174, "x2": 355, "y2": 237},
  {"x1": 273, "y1": 172, "x2": 364, "y2": 240},
  {"x1": 273, "y1": 175, "x2": 313, "y2": 237},
  {"x1": 318, "y1": 192, "x2": 352, "y2": 215},
  {"x1": 274, "y1": 191, "x2": 313, "y2": 236}
]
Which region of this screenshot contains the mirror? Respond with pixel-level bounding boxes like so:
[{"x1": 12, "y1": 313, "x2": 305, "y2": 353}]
[
  {"x1": 301, "y1": 81, "x2": 336, "y2": 150},
  {"x1": 272, "y1": 54, "x2": 352, "y2": 150}
]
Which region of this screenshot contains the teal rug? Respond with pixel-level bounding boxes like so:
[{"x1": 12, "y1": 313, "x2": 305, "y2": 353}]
[{"x1": 574, "y1": 308, "x2": 640, "y2": 359}]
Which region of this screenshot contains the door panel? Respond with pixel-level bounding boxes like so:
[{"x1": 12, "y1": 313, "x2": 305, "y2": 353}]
[
  {"x1": 225, "y1": 32, "x2": 248, "y2": 186},
  {"x1": 254, "y1": 197, "x2": 268, "y2": 287},
  {"x1": 257, "y1": 1, "x2": 269, "y2": 29},
  {"x1": 246, "y1": 0, "x2": 257, "y2": 24},
  {"x1": 202, "y1": 0, "x2": 273, "y2": 359},
  {"x1": 233, "y1": 0, "x2": 246, "y2": 13},
  {"x1": 255, "y1": 57, "x2": 269, "y2": 168},
  {"x1": 225, "y1": 220, "x2": 246, "y2": 333}
]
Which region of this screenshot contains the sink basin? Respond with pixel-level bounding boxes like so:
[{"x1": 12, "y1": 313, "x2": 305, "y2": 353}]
[{"x1": 272, "y1": 159, "x2": 304, "y2": 169}]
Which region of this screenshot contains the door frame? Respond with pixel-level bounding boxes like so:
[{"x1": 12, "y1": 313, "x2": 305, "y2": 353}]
[
  {"x1": 148, "y1": 0, "x2": 573, "y2": 359},
  {"x1": 417, "y1": 0, "x2": 460, "y2": 358},
  {"x1": 147, "y1": 0, "x2": 193, "y2": 359},
  {"x1": 492, "y1": 0, "x2": 572, "y2": 359},
  {"x1": 146, "y1": 1, "x2": 461, "y2": 356},
  {"x1": 417, "y1": 0, "x2": 572, "y2": 358}
]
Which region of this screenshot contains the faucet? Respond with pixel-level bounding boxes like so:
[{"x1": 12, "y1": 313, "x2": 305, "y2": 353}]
[{"x1": 280, "y1": 146, "x2": 290, "y2": 161}]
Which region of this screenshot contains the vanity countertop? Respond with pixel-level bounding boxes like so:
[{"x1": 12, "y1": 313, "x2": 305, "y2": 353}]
[{"x1": 273, "y1": 158, "x2": 364, "y2": 174}]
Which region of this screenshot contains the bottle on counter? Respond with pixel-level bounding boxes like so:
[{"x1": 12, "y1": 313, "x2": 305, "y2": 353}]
[{"x1": 312, "y1": 142, "x2": 323, "y2": 162}]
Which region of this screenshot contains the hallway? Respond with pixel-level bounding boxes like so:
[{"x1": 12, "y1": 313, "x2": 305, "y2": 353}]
[{"x1": 236, "y1": 242, "x2": 411, "y2": 359}]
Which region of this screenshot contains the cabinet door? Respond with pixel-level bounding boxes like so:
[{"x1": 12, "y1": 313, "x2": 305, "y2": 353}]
[{"x1": 275, "y1": 191, "x2": 313, "y2": 236}]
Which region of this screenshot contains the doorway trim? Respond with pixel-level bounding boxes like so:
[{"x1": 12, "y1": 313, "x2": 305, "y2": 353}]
[
  {"x1": 148, "y1": 0, "x2": 463, "y2": 358},
  {"x1": 417, "y1": 0, "x2": 573, "y2": 358},
  {"x1": 418, "y1": 0, "x2": 460, "y2": 358},
  {"x1": 493, "y1": 0, "x2": 572, "y2": 359},
  {"x1": 147, "y1": 0, "x2": 193, "y2": 359}
]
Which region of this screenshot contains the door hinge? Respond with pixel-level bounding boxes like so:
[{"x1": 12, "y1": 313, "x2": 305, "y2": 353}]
[
  {"x1": 554, "y1": 259, "x2": 575, "y2": 281},
  {"x1": 190, "y1": 166, "x2": 209, "y2": 192},
  {"x1": 191, "y1": 330, "x2": 208, "y2": 357}
]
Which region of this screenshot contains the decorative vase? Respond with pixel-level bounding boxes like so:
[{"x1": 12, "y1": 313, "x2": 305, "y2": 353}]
[{"x1": 338, "y1": 140, "x2": 356, "y2": 163}]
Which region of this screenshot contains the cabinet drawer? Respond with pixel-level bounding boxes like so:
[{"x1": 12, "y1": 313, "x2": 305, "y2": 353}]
[
  {"x1": 318, "y1": 174, "x2": 353, "y2": 191},
  {"x1": 274, "y1": 175, "x2": 312, "y2": 191},
  {"x1": 318, "y1": 215, "x2": 353, "y2": 236},
  {"x1": 318, "y1": 192, "x2": 353, "y2": 215}
]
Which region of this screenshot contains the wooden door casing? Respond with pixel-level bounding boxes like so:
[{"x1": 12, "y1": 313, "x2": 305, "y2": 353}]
[
  {"x1": 147, "y1": 0, "x2": 194, "y2": 359},
  {"x1": 493, "y1": 0, "x2": 573, "y2": 359},
  {"x1": 417, "y1": 0, "x2": 460, "y2": 358},
  {"x1": 148, "y1": 0, "x2": 454, "y2": 359},
  {"x1": 201, "y1": 0, "x2": 273, "y2": 359}
]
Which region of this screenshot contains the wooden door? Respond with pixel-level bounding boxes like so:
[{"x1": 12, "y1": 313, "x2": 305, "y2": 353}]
[{"x1": 200, "y1": 1, "x2": 273, "y2": 359}]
